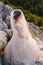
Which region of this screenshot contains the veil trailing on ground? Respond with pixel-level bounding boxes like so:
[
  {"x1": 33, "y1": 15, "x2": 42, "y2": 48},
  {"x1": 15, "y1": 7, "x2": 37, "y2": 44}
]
[{"x1": 4, "y1": 9, "x2": 43, "y2": 65}]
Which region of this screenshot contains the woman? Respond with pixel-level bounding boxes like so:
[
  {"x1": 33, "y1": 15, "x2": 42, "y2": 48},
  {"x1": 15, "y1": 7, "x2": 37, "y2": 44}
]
[{"x1": 4, "y1": 9, "x2": 43, "y2": 65}]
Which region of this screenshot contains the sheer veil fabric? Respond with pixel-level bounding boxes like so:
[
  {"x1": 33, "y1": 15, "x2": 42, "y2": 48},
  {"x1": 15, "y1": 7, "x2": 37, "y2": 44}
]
[{"x1": 4, "y1": 9, "x2": 43, "y2": 65}]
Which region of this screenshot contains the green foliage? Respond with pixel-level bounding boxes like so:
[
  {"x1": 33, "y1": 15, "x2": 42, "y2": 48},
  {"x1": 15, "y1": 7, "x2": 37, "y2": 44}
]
[
  {"x1": 40, "y1": 26, "x2": 43, "y2": 30},
  {"x1": 0, "y1": 0, "x2": 43, "y2": 30},
  {"x1": 0, "y1": 0, "x2": 3, "y2": 1},
  {"x1": 7, "y1": 0, "x2": 43, "y2": 16}
]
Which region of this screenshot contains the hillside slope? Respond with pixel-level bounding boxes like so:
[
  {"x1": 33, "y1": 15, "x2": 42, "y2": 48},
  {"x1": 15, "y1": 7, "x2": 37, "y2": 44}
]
[
  {"x1": 0, "y1": 0, "x2": 43, "y2": 30},
  {"x1": 0, "y1": 2, "x2": 43, "y2": 65}
]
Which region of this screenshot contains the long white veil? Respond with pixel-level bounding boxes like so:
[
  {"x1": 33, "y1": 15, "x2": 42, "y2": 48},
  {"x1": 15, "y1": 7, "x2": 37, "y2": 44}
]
[{"x1": 10, "y1": 9, "x2": 32, "y2": 38}]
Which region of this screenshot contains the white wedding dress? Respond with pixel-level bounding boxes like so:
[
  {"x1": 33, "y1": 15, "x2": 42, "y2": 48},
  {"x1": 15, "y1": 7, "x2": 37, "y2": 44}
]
[{"x1": 4, "y1": 9, "x2": 43, "y2": 65}]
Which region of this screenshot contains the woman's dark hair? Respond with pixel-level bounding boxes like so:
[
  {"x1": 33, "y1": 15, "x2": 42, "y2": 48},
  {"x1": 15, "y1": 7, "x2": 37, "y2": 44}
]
[{"x1": 13, "y1": 10, "x2": 21, "y2": 20}]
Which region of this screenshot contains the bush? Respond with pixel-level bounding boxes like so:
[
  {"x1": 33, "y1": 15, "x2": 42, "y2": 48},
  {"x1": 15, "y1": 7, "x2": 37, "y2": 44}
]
[{"x1": 0, "y1": 0, "x2": 43, "y2": 29}]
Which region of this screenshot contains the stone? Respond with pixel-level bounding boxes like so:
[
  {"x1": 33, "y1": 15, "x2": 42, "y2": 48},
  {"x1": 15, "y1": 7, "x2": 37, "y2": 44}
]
[
  {"x1": 0, "y1": 14, "x2": 2, "y2": 19},
  {"x1": 0, "y1": 31, "x2": 7, "y2": 51},
  {"x1": 0, "y1": 2, "x2": 5, "y2": 12},
  {"x1": 0, "y1": 19, "x2": 8, "y2": 30},
  {"x1": 1, "y1": 12, "x2": 10, "y2": 28},
  {"x1": 4, "y1": 29, "x2": 13, "y2": 41},
  {"x1": 1, "y1": 12, "x2": 7, "y2": 21},
  {"x1": 4, "y1": 5, "x2": 13, "y2": 15},
  {"x1": 5, "y1": 15, "x2": 10, "y2": 28}
]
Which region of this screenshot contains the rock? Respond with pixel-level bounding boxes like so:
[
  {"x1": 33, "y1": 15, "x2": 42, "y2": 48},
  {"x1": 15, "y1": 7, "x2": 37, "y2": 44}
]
[
  {"x1": 35, "y1": 37, "x2": 43, "y2": 50},
  {"x1": 0, "y1": 2, "x2": 13, "y2": 56},
  {"x1": 4, "y1": 29, "x2": 13, "y2": 41},
  {"x1": 1, "y1": 12, "x2": 7, "y2": 21},
  {"x1": 0, "y1": 19, "x2": 8, "y2": 30},
  {"x1": 4, "y1": 5, "x2": 13, "y2": 15},
  {"x1": 28, "y1": 22, "x2": 43, "y2": 51},
  {"x1": 0, "y1": 14, "x2": 2, "y2": 19},
  {"x1": 35, "y1": 37, "x2": 43, "y2": 45},
  {"x1": 29, "y1": 22, "x2": 40, "y2": 35},
  {"x1": 0, "y1": 2, "x2": 5, "y2": 12},
  {"x1": 0, "y1": 31, "x2": 7, "y2": 51},
  {"x1": 5, "y1": 15, "x2": 10, "y2": 28},
  {"x1": 1, "y1": 12, "x2": 10, "y2": 28},
  {"x1": 28, "y1": 22, "x2": 43, "y2": 41}
]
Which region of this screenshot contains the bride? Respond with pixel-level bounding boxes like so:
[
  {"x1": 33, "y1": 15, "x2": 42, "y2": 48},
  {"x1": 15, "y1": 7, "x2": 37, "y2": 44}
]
[{"x1": 4, "y1": 9, "x2": 43, "y2": 65}]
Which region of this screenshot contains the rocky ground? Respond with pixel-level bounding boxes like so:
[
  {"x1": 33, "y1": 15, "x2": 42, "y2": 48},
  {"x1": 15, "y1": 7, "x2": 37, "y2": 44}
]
[
  {"x1": 0, "y1": 2, "x2": 43, "y2": 65},
  {"x1": 28, "y1": 22, "x2": 43, "y2": 50}
]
